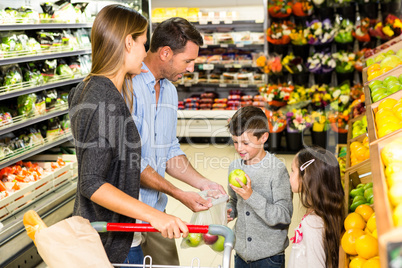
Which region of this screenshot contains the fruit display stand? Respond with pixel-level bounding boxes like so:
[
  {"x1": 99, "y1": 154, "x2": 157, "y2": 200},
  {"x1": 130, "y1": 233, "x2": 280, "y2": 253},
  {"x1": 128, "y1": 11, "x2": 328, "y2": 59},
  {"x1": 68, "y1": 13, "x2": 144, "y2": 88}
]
[
  {"x1": 340, "y1": 160, "x2": 372, "y2": 267},
  {"x1": 347, "y1": 114, "x2": 367, "y2": 142},
  {"x1": 364, "y1": 65, "x2": 402, "y2": 106},
  {"x1": 368, "y1": 133, "x2": 402, "y2": 267},
  {"x1": 366, "y1": 88, "x2": 402, "y2": 145}
]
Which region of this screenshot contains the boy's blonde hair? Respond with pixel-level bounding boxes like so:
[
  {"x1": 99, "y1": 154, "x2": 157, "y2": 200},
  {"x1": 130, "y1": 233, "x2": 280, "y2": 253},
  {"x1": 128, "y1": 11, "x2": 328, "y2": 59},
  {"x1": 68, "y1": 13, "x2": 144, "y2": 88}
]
[{"x1": 227, "y1": 106, "x2": 269, "y2": 139}]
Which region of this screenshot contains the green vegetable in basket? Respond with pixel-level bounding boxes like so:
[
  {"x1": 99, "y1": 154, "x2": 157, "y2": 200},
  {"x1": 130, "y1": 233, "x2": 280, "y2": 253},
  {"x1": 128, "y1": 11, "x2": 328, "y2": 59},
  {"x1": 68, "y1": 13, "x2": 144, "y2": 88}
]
[
  {"x1": 17, "y1": 93, "x2": 37, "y2": 117},
  {"x1": 56, "y1": 63, "x2": 74, "y2": 77}
]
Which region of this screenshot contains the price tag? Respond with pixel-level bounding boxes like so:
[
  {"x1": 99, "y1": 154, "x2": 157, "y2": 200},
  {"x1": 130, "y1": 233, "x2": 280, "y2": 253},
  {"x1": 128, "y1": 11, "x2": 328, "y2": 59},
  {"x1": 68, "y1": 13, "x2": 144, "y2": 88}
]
[
  {"x1": 184, "y1": 83, "x2": 192, "y2": 87},
  {"x1": 219, "y1": 83, "x2": 227, "y2": 88},
  {"x1": 212, "y1": 19, "x2": 220, "y2": 24},
  {"x1": 233, "y1": 64, "x2": 242, "y2": 68},
  {"x1": 199, "y1": 19, "x2": 208, "y2": 25},
  {"x1": 236, "y1": 43, "x2": 244, "y2": 48},
  {"x1": 202, "y1": 64, "x2": 214, "y2": 70},
  {"x1": 240, "y1": 84, "x2": 248, "y2": 88},
  {"x1": 224, "y1": 64, "x2": 232, "y2": 68},
  {"x1": 220, "y1": 44, "x2": 229, "y2": 48},
  {"x1": 224, "y1": 20, "x2": 233, "y2": 24}
]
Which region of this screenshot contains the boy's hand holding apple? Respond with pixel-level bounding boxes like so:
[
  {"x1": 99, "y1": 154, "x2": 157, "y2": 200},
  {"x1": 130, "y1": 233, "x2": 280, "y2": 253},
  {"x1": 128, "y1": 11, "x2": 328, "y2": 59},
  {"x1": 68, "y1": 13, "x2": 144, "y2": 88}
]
[{"x1": 229, "y1": 173, "x2": 252, "y2": 200}]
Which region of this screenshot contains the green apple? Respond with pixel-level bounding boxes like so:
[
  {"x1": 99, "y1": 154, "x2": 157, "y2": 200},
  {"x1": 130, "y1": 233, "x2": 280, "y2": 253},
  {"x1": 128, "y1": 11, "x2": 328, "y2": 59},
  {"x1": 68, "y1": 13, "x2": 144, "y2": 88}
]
[
  {"x1": 374, "y1": 53, "x2": 386, "y2": 63},
  {"x1": 370, "y1": 86, "x2": 387, "y2": 97},
  {"x1": 397, "y1": 48, "x2": 402, "y2": 58},
  {"x1": 185, "y1": 233, "x2": 202, "y2": 247},
  {"x1": 362, "y1": 116, "x2": 368, "y2": 128},
  {"x1": 211, "y1": 235, "x2": 225, "y2": 252},
  {"x1": 380, "y1": 55, "x2": 402, "y2": 69},
  {"x1": 369, "y1": 79, "x2": 383, "y2": 89},
  {"x1": 384, "y1": 76, "x2": 399, "y2": 85},
  {"x1": 366, "y1": 58, "x2": 375, "y2": 67},
  {"x1": 372, "y1": 92, "x2": 388, "y2": 103},
  {"x1": 388, "y1": 84, "x2": 402, "y2": 94},
  {"x1": 228, "y1": 169, "x2": 247, "y2": 187},
  {"x1": 386, "y1": 50, "x2": 396, "y2": 56}
]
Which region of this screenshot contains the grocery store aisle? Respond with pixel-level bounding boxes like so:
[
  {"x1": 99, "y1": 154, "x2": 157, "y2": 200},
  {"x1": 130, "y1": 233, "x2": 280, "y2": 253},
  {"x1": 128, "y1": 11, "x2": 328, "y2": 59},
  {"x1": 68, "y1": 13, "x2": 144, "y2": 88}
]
[{"x1": 165, "y1": 143, "x2": 305, "y2": 268}]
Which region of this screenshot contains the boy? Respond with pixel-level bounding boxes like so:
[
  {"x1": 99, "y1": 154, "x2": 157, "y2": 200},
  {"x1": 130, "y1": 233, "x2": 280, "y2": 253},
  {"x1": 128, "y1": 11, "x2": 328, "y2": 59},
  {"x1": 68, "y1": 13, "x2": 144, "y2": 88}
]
[{"x1": 227, "y1": 106, "x2": 293, "y2": 268}]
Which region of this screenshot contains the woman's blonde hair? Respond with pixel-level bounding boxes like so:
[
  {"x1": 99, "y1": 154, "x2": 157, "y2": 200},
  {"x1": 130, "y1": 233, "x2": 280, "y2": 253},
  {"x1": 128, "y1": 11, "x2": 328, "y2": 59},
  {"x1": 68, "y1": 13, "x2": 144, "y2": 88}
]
[{"x1": 85, "y1": 4, "x2": 148, "y2": 113}]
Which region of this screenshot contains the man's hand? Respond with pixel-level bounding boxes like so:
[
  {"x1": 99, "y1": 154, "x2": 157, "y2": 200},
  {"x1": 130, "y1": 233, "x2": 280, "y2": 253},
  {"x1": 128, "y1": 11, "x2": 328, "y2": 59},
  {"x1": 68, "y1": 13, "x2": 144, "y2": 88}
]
[
  {"x1": 199, "y1": 180, "x2": 226, "y2": 195},
  {"x1": 229, "y1": 174, "x2": 252, "y2": 200},
  {"x1": 177, "y1": 191, "x2": 213, "y2": 212}
]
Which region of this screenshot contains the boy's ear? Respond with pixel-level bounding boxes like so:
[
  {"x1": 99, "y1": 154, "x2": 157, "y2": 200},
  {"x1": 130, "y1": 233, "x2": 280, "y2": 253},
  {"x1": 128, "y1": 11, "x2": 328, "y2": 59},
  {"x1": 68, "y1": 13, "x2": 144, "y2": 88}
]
[{"x1": 261, "y1": 132, "x2": 269, "y2": 143}]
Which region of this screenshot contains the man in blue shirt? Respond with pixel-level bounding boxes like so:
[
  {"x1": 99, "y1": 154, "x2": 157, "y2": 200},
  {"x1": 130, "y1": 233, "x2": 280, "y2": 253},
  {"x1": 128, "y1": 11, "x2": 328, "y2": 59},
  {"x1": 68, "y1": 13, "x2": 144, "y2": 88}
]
[{"x1": 132, "y1": 17, "x2": 226, "y2": 265}]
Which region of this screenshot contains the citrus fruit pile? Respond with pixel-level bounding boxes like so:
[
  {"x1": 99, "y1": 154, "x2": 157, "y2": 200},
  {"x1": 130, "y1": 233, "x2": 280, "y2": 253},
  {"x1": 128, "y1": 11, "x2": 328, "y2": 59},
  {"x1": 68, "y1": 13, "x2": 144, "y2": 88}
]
[
  {"x1": 366, "y1": 50, "x2": 402, "y2": 81},
  {"x1": 381, "y1": 136, "x2": 402, "y2": 227},
  {"x1": 368, "y1": 75, "x2": 402, "y2": 103},
  {"x1": 374, "y1": 98, "x2": 402, "y2": 138},
  {"x1": 341, "y1": 205, "x2": 380, "y2": 268},
  {"x1": 350, "y1": 137, "x2": 370, "y2": 166}
]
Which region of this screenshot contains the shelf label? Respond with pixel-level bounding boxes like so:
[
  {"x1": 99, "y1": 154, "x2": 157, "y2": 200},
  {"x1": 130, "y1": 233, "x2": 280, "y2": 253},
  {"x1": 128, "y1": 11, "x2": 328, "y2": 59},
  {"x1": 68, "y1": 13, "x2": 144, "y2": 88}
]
[
  {"x1": 224, "y1": 20, "x2": 233, "y2": 24},
  {"x1": 184, "y1": 83, "x2": 192, "y2": 87},
  {"x1": 240, "y1": 84, "x2": 249, "y2": 88},
  {"x1": 220, "y1": 44, "x2": 229, "y2": 48},
  {"x1": 212, "y1": 19, "x2": 220, "y2": 24},
  {"x1": 219, "y1": 83, "x2": 227, "y2": 88},
  {"x1": 199, "y1": 19, "x2": 208, "y2": 25},
  {"x1": 236, "y1": 43, "x2": 244, "y2": 48},
  {"x1": 233, "y1": 64, "x2": 242, "y2": 68},
  {"x1": 224, "y1": 64, "x2": 232, "y2": 68},
  {"x1": 202, "y1": 64, "x2": 214, "y2": 70}
]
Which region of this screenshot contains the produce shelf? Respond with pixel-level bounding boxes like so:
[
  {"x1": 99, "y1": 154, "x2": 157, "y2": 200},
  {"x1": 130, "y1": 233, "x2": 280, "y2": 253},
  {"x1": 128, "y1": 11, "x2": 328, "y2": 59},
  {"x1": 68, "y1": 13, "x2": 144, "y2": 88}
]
[
  {"x1": 0, "y1": 49, "x2": 91, "y2": 65},
  {"x1": 175, "y1": 82, "x2": 265, "y2": 88},
  {"x1": 153, "y1": 20, "x2": 264, "y2": 32},
  {"x1": 200, "y1": 43, "x2": 264, "y2": 49},
  {"x1": 345, "y1": 132, "x2": 370, "y2": 173},
  {"x1": 0, "y1": 106, "x2": 68, "y2": 136},
  {"x1": 0, "y1": 23, "x2": 92, "y2": 31},
  {"x1": 347, "y1": 113, "x2": 367, "y2": 142},
  {"x1": 0, "y1": 76, "x2": 84, "y2": 101},
  {"x1": 0, "y1": 132, "x2": 72, "y2": 170},
  {"x1": 195, "y1": 63, "x2": 258, "y2": 69}
]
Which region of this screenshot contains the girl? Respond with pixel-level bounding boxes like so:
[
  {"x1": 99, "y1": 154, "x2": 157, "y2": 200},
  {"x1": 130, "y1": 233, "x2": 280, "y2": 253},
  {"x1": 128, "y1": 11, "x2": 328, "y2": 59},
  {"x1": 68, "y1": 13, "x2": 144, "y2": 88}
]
[
  {"x1": 68, "y1": 4, "x2": 188, "y2": 264},
  {"x1": 288, "y1": 146, "x2": 345, "y2": 268}
]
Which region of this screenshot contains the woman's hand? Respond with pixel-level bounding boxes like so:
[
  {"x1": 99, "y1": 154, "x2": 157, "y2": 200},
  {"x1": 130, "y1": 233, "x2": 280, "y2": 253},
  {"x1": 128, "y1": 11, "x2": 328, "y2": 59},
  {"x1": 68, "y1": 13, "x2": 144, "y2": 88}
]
[
  {"x1": 149, "y1": 213, "x2": 189, "y2": 239},
  {"x1": 229, "y1": 174, "x2": 252, "y2": 200},
  {"x1": 227, "y1": 208, "x2": 234, "y2": 223}
]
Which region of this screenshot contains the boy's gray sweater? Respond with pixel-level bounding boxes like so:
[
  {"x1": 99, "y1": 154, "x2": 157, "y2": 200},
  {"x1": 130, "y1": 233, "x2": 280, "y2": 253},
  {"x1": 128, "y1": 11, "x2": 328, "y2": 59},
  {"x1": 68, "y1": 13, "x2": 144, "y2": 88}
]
[{"x1": 227, "y1": 152, "x2": 293, "y2": 262}]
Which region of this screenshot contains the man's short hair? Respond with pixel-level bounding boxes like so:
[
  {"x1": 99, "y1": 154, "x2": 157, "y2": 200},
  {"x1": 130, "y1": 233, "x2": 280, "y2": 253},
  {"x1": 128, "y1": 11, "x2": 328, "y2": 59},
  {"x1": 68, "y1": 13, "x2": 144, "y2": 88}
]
[
  {"x1": 228, "y1": 106, "x2": 269, "y2": 139},
  {"x1": 150, "y1": 17, "x2": 203, "y2": 53}
]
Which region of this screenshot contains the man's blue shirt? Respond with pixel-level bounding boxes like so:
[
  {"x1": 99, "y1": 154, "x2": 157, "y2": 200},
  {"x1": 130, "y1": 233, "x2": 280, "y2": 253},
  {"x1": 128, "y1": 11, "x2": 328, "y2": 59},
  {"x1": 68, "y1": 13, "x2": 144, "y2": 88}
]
[{"x1": 132, "y1": 63, "x2": 185, "y2": 212}]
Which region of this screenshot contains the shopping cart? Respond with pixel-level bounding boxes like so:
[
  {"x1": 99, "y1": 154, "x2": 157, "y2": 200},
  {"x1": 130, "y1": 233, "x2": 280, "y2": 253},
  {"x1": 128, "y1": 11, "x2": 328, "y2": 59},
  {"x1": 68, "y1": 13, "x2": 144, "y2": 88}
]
[{"x1": 91, "y1": 222, "x2": 235, "y2": 268}]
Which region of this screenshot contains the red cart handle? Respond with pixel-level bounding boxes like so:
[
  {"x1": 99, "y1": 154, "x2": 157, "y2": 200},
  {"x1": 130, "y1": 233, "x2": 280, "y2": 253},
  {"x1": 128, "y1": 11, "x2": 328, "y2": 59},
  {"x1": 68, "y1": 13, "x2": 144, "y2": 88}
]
[{"x1": 91, "y1": 222, "x2": 209, "y2": 233}]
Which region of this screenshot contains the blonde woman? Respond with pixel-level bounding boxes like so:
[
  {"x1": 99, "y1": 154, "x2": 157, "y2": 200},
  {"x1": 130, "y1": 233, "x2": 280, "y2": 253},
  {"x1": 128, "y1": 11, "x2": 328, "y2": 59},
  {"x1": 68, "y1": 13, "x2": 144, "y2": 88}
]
[{"x1": 68, "y1": 4, "x2": 188, "y2": 264}]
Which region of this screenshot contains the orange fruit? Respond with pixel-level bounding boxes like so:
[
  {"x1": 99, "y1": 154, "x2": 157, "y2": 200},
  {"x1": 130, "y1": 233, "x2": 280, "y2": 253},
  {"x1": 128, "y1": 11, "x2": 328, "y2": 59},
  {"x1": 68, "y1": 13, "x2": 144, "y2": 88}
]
[
  {"x1": 349, "y1": 256, "x2": 367, "y2": 268},
  {"x1": 345, "y1": 213, "x2": 366, "y2": 230},
  {"x1": 377, "y1": 121, "x2": 402, "y2": 138},
  {"x1": 362, "y1": 257, "x2": 381, "y2": 268},
  {"x1": 378, "y1": 98, "x2": 397, "y2": 110},
  {"x1": 355, "y1": 205, "x2": 374, "y2": 222},
  {"x1": 341, "y1": 229, "x2": 366, "y2": 255},
  {"x1": 356, "y1": 234, "x2": 379, "y2": 259},
  {"x1": 367, "y1": 213, "x2": 376, "y2": 233},
  {"x1": 367, "y1": 64, "x2": 381, "y2": 76}
]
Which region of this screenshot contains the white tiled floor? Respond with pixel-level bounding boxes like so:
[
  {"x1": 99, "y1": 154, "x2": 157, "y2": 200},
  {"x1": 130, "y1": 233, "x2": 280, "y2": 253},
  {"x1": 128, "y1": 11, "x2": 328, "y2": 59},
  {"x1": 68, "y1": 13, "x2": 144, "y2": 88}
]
[{"x1": 165, "y1": 143, "x2": 306, "y2": 268}]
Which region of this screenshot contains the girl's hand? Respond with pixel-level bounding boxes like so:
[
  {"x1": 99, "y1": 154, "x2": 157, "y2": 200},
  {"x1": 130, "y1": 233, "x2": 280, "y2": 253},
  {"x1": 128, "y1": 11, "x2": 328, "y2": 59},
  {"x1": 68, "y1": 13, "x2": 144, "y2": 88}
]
[
  {"x1": 149, "y1": 213, "x2": 189, "y2": 239},
  {"x1": 229, "y1": 174, "x2": 252, "y2": 200},
  {"x1": 227, "y1": 208, "x2": 234, "y2": 223}
]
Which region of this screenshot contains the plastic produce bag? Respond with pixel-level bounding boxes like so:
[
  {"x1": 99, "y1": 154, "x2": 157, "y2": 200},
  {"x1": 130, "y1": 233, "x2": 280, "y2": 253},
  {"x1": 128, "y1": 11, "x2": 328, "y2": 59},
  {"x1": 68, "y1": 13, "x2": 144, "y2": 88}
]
[
  {"x1": 35, "y1": 216, "x2": 113, "y2": 268},
  {"x1": 181, "y1": 190, "x2": 229, "y2": 252}
]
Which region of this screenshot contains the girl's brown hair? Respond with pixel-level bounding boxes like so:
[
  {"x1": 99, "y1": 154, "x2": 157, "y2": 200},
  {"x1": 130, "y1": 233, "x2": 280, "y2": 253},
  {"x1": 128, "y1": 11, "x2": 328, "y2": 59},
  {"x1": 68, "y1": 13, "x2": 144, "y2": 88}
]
[
  {"x1": 296, "y1": 146, "x2": 345, "y2": 268},
  {"x1": 85, "y1": 4, "x2": 148, "y2": 112}
]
